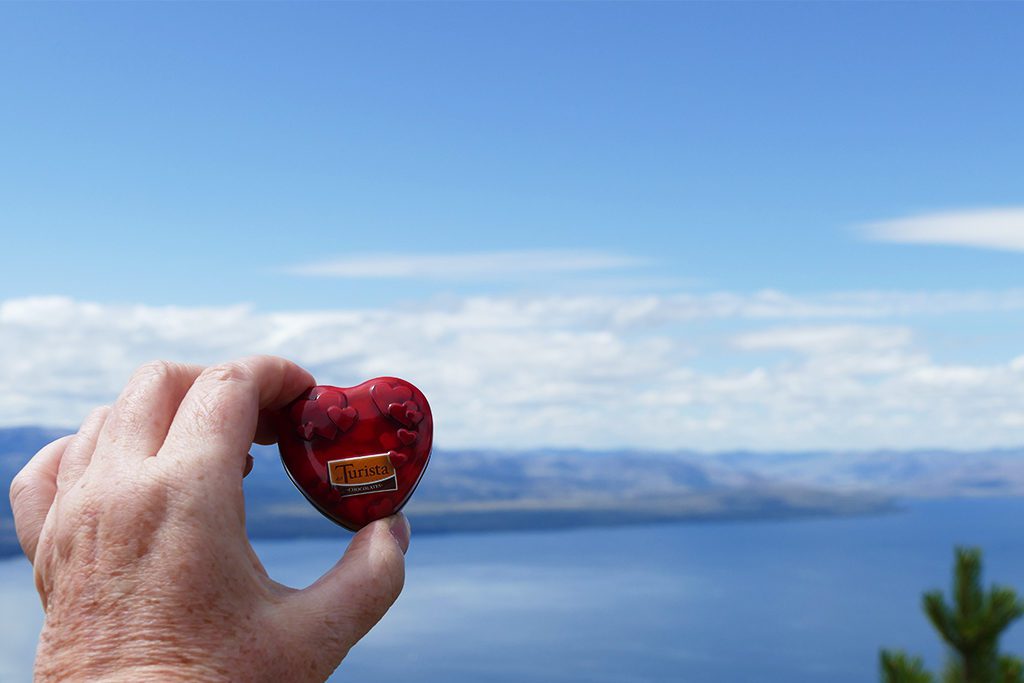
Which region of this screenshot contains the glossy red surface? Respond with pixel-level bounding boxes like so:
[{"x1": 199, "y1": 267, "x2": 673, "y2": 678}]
[{"x1": 275, "y1": 377, "x2": 433, "y2": 531}]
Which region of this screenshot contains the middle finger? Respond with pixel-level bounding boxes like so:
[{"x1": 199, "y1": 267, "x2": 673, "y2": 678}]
[{"x1": 91, "y1": 360, "x2": 204, "y2": 468}]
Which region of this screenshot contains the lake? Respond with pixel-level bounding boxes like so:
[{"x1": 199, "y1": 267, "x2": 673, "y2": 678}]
[{"x1": 2, "y1": 498, "x2": 1023, "y2": 682}]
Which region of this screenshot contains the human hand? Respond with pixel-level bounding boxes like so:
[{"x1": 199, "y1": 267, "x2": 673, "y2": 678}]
[{"x1": 9, "y1": 357, "x2": 410, "y2": 682}]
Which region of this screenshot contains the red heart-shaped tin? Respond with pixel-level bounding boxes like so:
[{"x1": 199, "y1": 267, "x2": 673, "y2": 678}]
[{"x1": 276, "y1": 377, "x2": 433, "y2": 531}]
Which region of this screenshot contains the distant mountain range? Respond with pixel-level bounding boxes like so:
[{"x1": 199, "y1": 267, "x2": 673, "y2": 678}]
[
  {"x1": 2, "y1": 426, "x2": 1022, "y2": 559},
  {"x1": 707, "y1": 448, "x2": 1024, "y2": 497}
]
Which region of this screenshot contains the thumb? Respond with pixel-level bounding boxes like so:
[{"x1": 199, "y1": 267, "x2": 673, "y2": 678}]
[{"x1": 287, "y1": 514, "x2": 409, "y2": 669}]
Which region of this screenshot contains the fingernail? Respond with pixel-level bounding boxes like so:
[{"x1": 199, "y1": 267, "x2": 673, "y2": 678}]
[
  {"x1": 243, "y1": 453, "x2": 254, "y2": 477},
  {"x1": 388, "y1": 513, "x2": 411, "y2": 554}
]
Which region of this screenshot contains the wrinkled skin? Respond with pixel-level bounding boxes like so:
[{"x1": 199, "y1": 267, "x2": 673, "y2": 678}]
[{"x1": 9, "y1": 357, "x2": 410, "y2": 682}]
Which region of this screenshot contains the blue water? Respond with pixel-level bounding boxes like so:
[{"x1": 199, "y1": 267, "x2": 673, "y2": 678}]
[{"x1": 2, "y1": 499, "x2": 1023, "y2": 682}]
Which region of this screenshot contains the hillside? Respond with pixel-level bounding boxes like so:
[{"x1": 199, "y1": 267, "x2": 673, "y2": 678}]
[{"x1": 5, "y1": 426, "x2": 1021, "y2": 558}]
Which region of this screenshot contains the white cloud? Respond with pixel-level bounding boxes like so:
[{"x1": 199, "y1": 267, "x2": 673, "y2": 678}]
[
  {"x1": 1, "y1": 292, "x2": 1022, "y2": 451},
  {"x1": 557, "y1": 289, "x2": 1024, "y2": 327},
  {"x1": 732, "y1": 325, "x2": 912, "y2": 354},
  {"x1": 861, "y1": 207, "x2": 1024, "y2": 252},
  {"x1": 283, "y1": 249, "x2": 645, "y2": 279}
]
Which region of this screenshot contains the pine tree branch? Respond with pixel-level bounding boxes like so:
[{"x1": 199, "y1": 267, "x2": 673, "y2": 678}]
[
  {"x1": 1000, "y1": 655, "x2": 1024, "y2": 683},
  {"x1": 883, "y1": 548, "x2": 1024, "y2": 683},
  {"x1": 881, "y1": 650, "x2": 934, "y2": 683},
  {"x1": 924, "y1": 590, "x2": 961, "y2": 650}
]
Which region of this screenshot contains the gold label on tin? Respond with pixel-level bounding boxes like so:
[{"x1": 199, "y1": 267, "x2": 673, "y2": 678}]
[{"x1": 327, "y1": 453, "x2": 398, "y2": 497}]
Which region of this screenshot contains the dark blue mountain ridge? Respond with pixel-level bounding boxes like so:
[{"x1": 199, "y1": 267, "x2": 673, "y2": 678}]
[{"x1": 3, "y1": 426, "x2": 1022, "y2": 559}]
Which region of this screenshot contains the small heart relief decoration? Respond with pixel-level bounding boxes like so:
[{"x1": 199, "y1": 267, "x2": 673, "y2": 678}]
[{"x1": 276, "y1": 377, "x2": 433, "y2": 531}]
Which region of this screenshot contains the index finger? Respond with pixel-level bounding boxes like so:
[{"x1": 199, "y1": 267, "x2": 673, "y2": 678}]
[{"x1": 159, "y1": 356, "x2": 314, "y2": 482}]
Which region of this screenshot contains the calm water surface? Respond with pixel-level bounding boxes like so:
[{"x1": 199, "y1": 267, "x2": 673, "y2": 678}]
[{"x1": 2, "y1": 498, "x2": 1023, "y2": 682}]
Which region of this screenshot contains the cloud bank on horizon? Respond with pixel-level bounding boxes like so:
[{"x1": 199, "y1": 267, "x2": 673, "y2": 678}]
[{"x1": 3, "y1": 285, "x2": 1022, "y2": 452}]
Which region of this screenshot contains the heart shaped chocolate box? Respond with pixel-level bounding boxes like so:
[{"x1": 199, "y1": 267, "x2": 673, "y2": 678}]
[{"x1": 276, "y1": 377, "x2": 433, "y2": 531}]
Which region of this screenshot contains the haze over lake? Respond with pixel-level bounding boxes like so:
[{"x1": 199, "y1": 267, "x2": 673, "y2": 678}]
[{"x1": 3, "y1": 498, "x2": 1023, "y2": 682}]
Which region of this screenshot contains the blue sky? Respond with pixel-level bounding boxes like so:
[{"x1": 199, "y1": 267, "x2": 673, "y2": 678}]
[{"x1": 1, "y1": 3, "x2": 1022, "y2": 450}]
